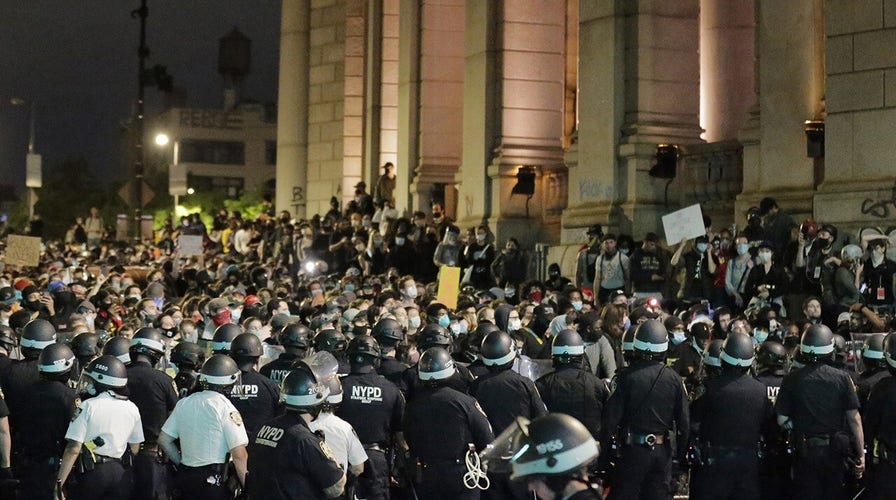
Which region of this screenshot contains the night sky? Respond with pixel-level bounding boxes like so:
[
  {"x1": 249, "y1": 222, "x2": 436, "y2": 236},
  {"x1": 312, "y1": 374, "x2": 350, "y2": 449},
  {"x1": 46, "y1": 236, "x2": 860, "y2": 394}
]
[{"x1": 0, "y1": 0, "x2": 281, "y2": 200}]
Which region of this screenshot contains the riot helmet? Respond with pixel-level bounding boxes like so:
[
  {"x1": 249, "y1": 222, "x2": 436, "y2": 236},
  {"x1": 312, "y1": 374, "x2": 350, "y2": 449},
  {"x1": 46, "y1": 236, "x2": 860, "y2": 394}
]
[
  {"x1": 480, "y1": 330, "x2": 517, "y2": 367},
  {"x1": 230, "y1": 332, "x2": 264, "y2": 358},
  {"x1": 551, "y1": 329, "x2": 585, "y2": 367},
  {"x1": 212, "y1": 323, "x2": 242, "y2": 354},
  {"x1": 799, "y1": 324, "x2": 835, "y2": 364},
  {"x1": 883, "y1": 332, "x2": 896, "y2": 372},
  {"x1": 130, "y1": 327, "x2": 167, "y2": 363},
  {"x1": 621, "y1": 326, "x2": 637, "y2": 364},
  {"x1": 78, "y1": 355, "x2": 129, "y2": 398},
  {"x1": 21, "y1": 319, "x2": 56, "y2": 358},
  {"x1": 70, "y1": 332, "x2": 101, "y2": 366},
  {"x1": 279, "y1": 324, "x2": 311, "y2": 352},
  {"x1": 346, "y1": 335, "x2": 381, "y2": 367},
  {"x1": 170, "y1": 341, "x2": 206, "y2": 369},
  {"x1": 199, "y1": 354, "x2": 242, "y2": 393},
  {"x1": 418, "y1": 347, "x2": 456, "y2": 382},
  {"x1": 38, "y1": 342, "x2": 76, "y2": 377},
  {"x1": 0, "y1": 325, "x2": 17, "y2": 352},
  {"x1": 417, "y1": 323, "x2": 452, "y2": 352},
  {"x1": 371, "y1": 318, "x2": 404, "y2": 345},
  {"x1": 313, "y1": 329, "x2": 348, "y2": 353},
  {"x1": 862, "y1": 333, "x2": 887, "y2": 370},
  {"x1": 280, "y1": 363, "x2": 329, "y2": 415},
  {"x1": 756, "y1": 340, "x2": 787, "y2": 376},
  {"x1": 633, "y1": 319, "x2": 668, "y2": 361},
  {"x1": 102, "y1": 336, "x2": 132, "y2": 364},
  {"x1": 720, "y1": 332, "x2": 754, "y2": 368}
]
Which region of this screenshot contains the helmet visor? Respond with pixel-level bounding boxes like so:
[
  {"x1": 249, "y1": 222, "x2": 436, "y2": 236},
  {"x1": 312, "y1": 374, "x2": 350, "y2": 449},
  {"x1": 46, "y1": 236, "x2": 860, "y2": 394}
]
[{"x1": 481, "y1": 417, "x2": 531, "y2": 476}]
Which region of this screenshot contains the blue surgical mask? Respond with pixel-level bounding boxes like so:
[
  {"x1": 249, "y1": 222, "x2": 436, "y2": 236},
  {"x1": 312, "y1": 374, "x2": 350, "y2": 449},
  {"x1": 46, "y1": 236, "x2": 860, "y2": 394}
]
[
  {"x1": 395, "y1": 237, "x2": 406, "y2": 246},
  {"x1": 344, "y1": 283, "x2": 356, "y2": 293},
  {"x1": 753, "y1": 328, "x2": 769, "y2": 343},
  {"x1": 696, "y1": 243, "x2": 709, "y2": 253},
  {"x1": 508, "y1": 318, "x2": 522, "y2": 332},
  {"x1": 438, "y1": 314, "x2": 450, "y2": 328},
  {"x1": 409, "y1": 316, "x2": 421, "y2": 329},
  {"x1": 736, "y1": 243, "x2": 749, "y2": 256},
  {"x1": 671, "y1": 330, "x2": 687, "y2": 345},
  {"x1": 571, "y1": 301, "x2": 583, "y2": 311}
]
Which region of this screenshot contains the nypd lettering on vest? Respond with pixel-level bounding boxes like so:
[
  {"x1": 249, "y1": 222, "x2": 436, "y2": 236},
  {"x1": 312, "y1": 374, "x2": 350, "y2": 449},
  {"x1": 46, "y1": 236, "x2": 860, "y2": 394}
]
[
  {"x1": 231, "y1": 384, "x2": 260, "y2": 400},
  {"x1": 350, "y1": 385, "x2": 383, "y2": 404},
  {"x1": 256, "y1": 425, "x2": 284, "y2": 447}
]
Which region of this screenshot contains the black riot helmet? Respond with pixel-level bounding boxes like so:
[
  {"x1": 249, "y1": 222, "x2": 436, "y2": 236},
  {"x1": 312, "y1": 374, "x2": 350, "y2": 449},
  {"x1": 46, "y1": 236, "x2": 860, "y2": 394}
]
[
  {"x1": 280, "y1": 363, "x2": 329, "y2": 415},
  {"x1": 703, "y1": 339, "x2": 724, "y2": 369},
  {"x1": 417, "y1": 323, "x2": 452, "y2": 352},
  {"x1": 38, "y1": 342, "x2": 76, "y2": 378},
  {"x1": 720, "y1": 331, "x2": 755, "y2": 369},
  {"x1": 800, "y1": 324, "x2": 835, "y2": 364},
  {"x1": 756, "y1": 340, "x2": 787, "y2": 376},
  {"x1": 862, "y1": 333, "x2": 887, "y2": 369},
  {"x1": 372, "y1": 318, "x2": 404, "y2": 345},
  {"x1": 78, "y1": 355, "x2": 129, "y2": 398},
  {"x1": 70, "y1": 332, "x2": 101, "y2": 365},
  {"x1": 346, "y1": 335, "x2": 381, "y2": 367},
  {"x1": 551, "y1": 329, "x2": 585, "y2": 367},
  {"x1": 102, "y1": 336, "x2": 132, "y2": 364},
  {"x1": 212, "y1": 323, "x2": 243, "y2": 354},
  {"x1": 21, "y1": 319, "x2": 57, "y2": 358},
  {"x1": 313, "y1": 329, "x2": 348, "y2": 353},
  {"x1": 832, "y1": 334, "x2": 848, "y2": 366},
  {"x1": 199, "y1": 354, "x2": 242, "y2": 393},
  {"x1": 279, "y1": 324, "x2": 312, "y2": 351},
  {"x1": 501, "y1": 414, "x2": 599, "y2": 484},
  {"x1": 230, "y1": 333, "x2": 264, "y2": 363},
  {"x1": 633, "y1": 319, "x2": 668, "y2": 361},
  {"x1": 418, "y1": 346, "x2": 456, "y2": 382},
  {"x1": 0, "y1": 325, "x2": 17, "y2": 352},
  {"x1": 622, "y1": 326, "x2": 637, "y2": 364},
  {"x1": 130, "y1": 327, "x2": 167, "y2": 363},
  {"x1": 480, "y1": 330, "x2": 517, "y2": 368},
  {"x1": 883, "y1": 332, "x2": 896, "y2": 373},
  {"x1": 170, "y1": 341, "x2": 206, "y2": 370}
]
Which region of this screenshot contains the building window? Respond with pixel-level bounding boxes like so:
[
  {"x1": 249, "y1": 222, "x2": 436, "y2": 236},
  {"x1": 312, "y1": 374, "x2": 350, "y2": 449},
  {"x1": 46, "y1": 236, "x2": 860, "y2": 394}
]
[
  {"x1": 189, "y1": 175, "x2": 245, "y2": 199},
  {"x1": 265, "y1": 141, "x2": 277, "y2": 165},
  {"x1": 180, "y1": 140, "x2": 245, "y2": 165}
]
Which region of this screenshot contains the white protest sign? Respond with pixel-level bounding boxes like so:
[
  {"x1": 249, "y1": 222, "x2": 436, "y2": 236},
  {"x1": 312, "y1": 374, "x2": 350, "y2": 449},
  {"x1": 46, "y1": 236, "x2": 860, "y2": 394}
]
[
  {"x1": 178, "y1": 235, "x2": 204, "y2": 256},
  {"x1": 662, "y1": 204, "x2": 705, "y2": 245},
  {"x1": 5, "y1": 235, "x2": 42, "y2": 267}
]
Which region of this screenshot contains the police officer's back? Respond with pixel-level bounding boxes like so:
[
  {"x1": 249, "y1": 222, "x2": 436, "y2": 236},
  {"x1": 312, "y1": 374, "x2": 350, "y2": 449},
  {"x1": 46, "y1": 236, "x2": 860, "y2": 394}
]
[
  {"x1": 689, "y1": 332, "x2": 773, "y2": 500},
  {"x1": 4, "y1": 319, "x2": 57, "y2": 451},
  {"x1": 775, "y1": 324, "x2": 864, "y2": 499},
  {"x1": 399, "y1": 324, "x2": 473, "y2": 400},
  {"x1": 857, "y1": 333, "x2": 890, "y2": 406},
  {"x1": 247, "y1": 364, "x2": 346, "y2": 500},
  {"x1": 17, "y1": 343, "x2": 77, "y2": 499},
  {"x1": 753, "y1": 339, "x2": 790, "y2": 500},
  {"x1": 403, "y1": 347, "x2": 494, "y2": 500},
  {"x1": 337, "y1": 335, "x2": 404, "y2": 500},
  {"x1": 259, "y1": 323, "x2": 310, "y2": 384},
  {"x1": 126, "y1": 328, "x2": 179, "y2": 500},
  {"x1": 227, "y1": 333, "x2": 283, "y2": 440},
  {"x1": 536, "y1": 329, "x2": 609, "y2": 439},
  {"x1": 602, "y1": 319, "x2": 689, "y2": 500},
  {"x1": 862, "y1": 331, "x2": 896, "y2": 499},
  {"x1": 170, "y1": 341, "x2": 205, "y2": 398}
]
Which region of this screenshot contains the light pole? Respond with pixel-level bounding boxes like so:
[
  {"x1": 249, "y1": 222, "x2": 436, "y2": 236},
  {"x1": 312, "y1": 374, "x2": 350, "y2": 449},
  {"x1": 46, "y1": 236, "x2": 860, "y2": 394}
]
[
  {"x1": 9, "y1": 98, "x2": 40, "y2": 219},
  {"x1": 153, "y1": 132, "x2": 180, "y2": 224}
]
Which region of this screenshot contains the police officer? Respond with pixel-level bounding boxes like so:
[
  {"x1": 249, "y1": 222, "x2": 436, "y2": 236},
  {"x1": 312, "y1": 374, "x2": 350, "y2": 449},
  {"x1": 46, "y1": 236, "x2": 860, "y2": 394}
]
[
  {"x1": 620, "y1": 325, "x2": 637, "y2": 366},
  {"x1": 101, "y1": 336, "x2": 132, "y2": 365},
  {"x1": 465, "y1": 323, "x2": 500, "y2": 379},
  {"x1": 313, "y1": 329, "x2": 351, "y2": 375},
  {"x1": 671, "y1": 321, "x2": 710, "y2": 382},
  {"x1": 371, "y1": 318, "x2": 408, "y2": 385},
  {"x1": 56, "y1": 355, "x2": 145, "y2": 499},
  {"x1": 70, "y1": 332, "x2": 101, "y2": 369},
  {"x1": 471, "y1": 330, "x2": 547, "y2": 499},
  {"x1": 602, "y1": 319, "x2": 689, "y2": 500},
  {"x1": 0, "y1": 325, "x2": 17, "y2": 374},
  {"x1": 337, "y1": 335, "x2": 405, "y2": 500},
  {"x1": 246, "y1": 363, "x2": 346, "y2": 499},
  {"x1": 17, "y1": 343, "x2": 77, "y2": 499},
  {"x1": 159, "y1": 355, "x2": 248, "y2": 499},
  {"x1": 211, "y1": 323, "x2": 242, "y2": 355},
  {"x1": 689, "y1": 339, "x2": 723, "y2": 400},
  {"x1": 227, "y1": 333, "x2": 283, "y2": 441},
  {"x1": 775, "y1": 324, "x2": 864, "y2": 499},
  {"x1": 754, "y1": 340, "x2": 790, "y2": 500},
  {"x1": 400, "y1": 324, "x2": 474, "y2": 400},
  {"x1": 259, "y1": 323, "x2": 311, "y2": 384},
  {"x1": 403, "y1": 347, "x2": 494, "y2": 500},
  {"x1": 4, "y1": 319, "x2": 56, "y2": 463},
  {"x1": 483, "y1": 413, "x2": 602, "y2": 500},
  {"x1": 536, "y1": 329, "x2": 609, "y2": 439},
  {"x1": 857, "y1": 333, "x2": 890, "y2": 406},
  {"x1": 126, "y1": 327, "x2": 179, "y2": 500},
  {"x1": 689, "y1": 331, "x2": 773, "y2": 500},
  {"x1": 863, "y1": 331, "x2": 896, "y2": 499},
  {"x1": 170, "y1": 341, "x2": 205, "y2": 398}
]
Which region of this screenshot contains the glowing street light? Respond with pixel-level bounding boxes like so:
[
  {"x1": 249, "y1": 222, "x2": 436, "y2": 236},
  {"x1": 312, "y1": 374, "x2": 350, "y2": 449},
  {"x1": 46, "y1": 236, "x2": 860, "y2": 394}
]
[
  {"x1": 154, "y1": 132, "x2": 170, "y2": 146},
  {"x1": 187, "y1": 188, "x2": 195, "y2": 195}
]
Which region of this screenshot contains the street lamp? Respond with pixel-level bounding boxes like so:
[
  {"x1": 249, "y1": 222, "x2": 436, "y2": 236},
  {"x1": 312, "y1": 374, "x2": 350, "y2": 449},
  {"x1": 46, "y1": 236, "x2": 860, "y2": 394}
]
[
  {"x1": 154, "y1": 132, "x2": 169, "y2": 147},
  {"x1": 9, "y1": 98, "x2": 40, "y2": 218}
]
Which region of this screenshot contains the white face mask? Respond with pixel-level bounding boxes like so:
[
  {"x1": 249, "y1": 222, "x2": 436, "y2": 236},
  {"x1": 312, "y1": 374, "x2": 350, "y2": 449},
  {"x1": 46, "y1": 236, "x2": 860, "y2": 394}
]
[
  {"x1": 753, "y1": 328, "x2": 769, "y2": 343},
  {"x1": 405, "y1": 286, "x2": 418, "y2": 299},
  {"x1": 758, "y1": 251, "x2": 772, "y2": 263},
  {"x1": 508, "y1": 318, "x2": 522, "y2": 331},
  {"x1": 409, "y1": 316, "x2": 421, "y2": 329}
]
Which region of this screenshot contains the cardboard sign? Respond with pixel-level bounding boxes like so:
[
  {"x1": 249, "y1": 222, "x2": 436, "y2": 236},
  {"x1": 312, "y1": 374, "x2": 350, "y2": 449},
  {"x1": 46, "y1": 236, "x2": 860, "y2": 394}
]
[
  {"x1": 5, "y1": 235, "x2": 42, "y2": 267},
  {"x1": 662, "y1": 204, "x2": 706, "y2": 245},
  {"x1": 436, "y1": 266, "x2": 461, "y2": 310},
  {"x1": 178, "y1": 235, "x2": 204, "y2": 256}
]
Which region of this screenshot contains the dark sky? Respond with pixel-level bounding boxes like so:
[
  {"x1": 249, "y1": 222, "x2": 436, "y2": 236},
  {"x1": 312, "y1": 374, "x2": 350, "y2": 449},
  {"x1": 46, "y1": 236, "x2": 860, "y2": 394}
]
[{"x1": 0, "y1": 0, "x2": 281, "y2": 199}]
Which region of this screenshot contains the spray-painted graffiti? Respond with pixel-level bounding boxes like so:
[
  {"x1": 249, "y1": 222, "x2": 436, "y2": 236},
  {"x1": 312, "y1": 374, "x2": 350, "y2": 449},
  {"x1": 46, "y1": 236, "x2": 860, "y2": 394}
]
[
  {"x1": 861, "y1": 180, "x2": 896, "y2": 219},
  {"x1": 578, "y1": 179, "x2": 614, "y2": 200},
  {"x1": 291, "y1": 186, "x2": 305, "y2": 214}
]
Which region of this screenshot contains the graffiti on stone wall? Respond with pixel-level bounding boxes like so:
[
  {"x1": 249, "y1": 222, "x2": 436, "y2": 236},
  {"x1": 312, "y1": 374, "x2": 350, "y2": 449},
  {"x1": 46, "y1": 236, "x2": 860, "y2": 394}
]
[
  {"x1": 861, "y1": 180, "x2": 896, "y2": 219},
  {"x1": 578, "y1": 179, "x2": 614, "y2": 201},
  {"x1": 291, "y1": 186, "x2": 305, "y2": 215}
]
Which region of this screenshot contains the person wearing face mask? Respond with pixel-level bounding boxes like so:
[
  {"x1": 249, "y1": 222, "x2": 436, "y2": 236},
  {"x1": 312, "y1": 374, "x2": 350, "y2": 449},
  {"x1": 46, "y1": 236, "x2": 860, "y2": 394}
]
[
  {"x1": 359, "y1": 232, "x2": 388, "y2": 276},
  {"x1": 629, "y1": 232, "x2": 668, "y2": 301},
  {"x1": 743, "y1": 241, "x2": 789, "y2": 316},
  {"x1": 461, "y1": 225, "x2": 496, "y2": 289},
  {"x1": 491, "y1": 238, "x2": 528, "y2": 288},
  {"x1": 397, "y1": 276, "x2": 419, "y2": 307},
  {"x1": 20, "y1": 286, "x2": 57, "y2": 327},
  {"x1": 592, "y1": 234, "x2": 631, "y2": 306},
  {"x1": 725, "y1": 234, "x2": 755, "y2": 312},
  {"x1": 575, "y1": 225, "x2": 604, "y2": 289},
  {"x1": 493, "y1": 304, "x2": 542, "y2": 357},
  {"x1": 860, "y1": 238, "x2": 896, "y2": 312},
  {"x1": 386, "y1": 231, "x2": 417, "y2": 277},
  {"x1": 671, "y1": 235, "x2": 717, "y2": 306},
  {"x1": 832, "y1": 244, "x2": 865, "y2": 312},
  {"x1": 432, "y1": 225, "x2": 462, "y2": 269}
]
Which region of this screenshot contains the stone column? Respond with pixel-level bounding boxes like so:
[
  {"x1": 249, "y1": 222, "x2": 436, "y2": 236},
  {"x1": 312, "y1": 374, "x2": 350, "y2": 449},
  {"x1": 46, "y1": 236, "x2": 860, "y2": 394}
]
[
  {"x1": 275, "y1": 0, "x2": 310, "y2": 217},
  {"x1": 736, "y1": 0, "x2": 823, "y2": 218}
]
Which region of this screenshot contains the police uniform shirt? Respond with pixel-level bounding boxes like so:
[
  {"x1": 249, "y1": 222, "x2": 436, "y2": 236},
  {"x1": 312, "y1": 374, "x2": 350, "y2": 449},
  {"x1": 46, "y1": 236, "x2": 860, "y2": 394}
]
[
  {"x1": 65, "y1": 391, "x2": 144, "y2": 458},
  {"x1": 691, "y1": 371, "x2": 773, "y2": 447},
  {"x1": 308, "y1": 412, "x2": 368, "y2": 472},
  {"x1": 16, "y1": 379, "x2": 76, "y2": 459},
  {"x1": 471, "y1": 368, "x2": 547, "y2": 435},
  {"x1": 258, "y1": 353, "x2": 301, "y2": 385},
  {"x1": 775, "y1": 363, "x2": 860, "y2": 435},
  {"x1": 670, "y1": 341, "x2": 701, "y2": 378},
  {"x1": 126, "y1": 360, "x2": 178, "y2": 443},
  {"x1": 2, "y1": 358, "x2": 40, "y2": 428},
  {"x1": 161, "y1": 390, "x2": 249, "y2": 466},
  {"x1": 863, "y1": 375, "x2": 896, "y2": 448},
  {"x1": 173, "y1": 371, "x2": 199, "y2": 398},
  {"x1": 400, "y1": 361, "x2": 474, "y2": 400},
  {"x1": 337, "y1": 371, "x2": 404, "y2": 445},
  {"x1": 603, "y1": 360, "x2": 689, "y2": 441},
  {"x1": 227, "y1": 370, "x2": 283, "y2": 440},
  {"x1": 755, "y1": 373, "x2": 783, "y2": 405},
  {"x1": 248, "y1": 412, "x2": 344, "y2": 500},
  {"x1": 376, "y1": 356, "x2": 407, "y2": 385},
  {"x1": 536, "y1": 366, "x2": 609, "y2": 437},
  {"x1": 857, "y1": 368, "x2": 890, "y2": 406},
  {"x1": 403, "y1": 386, "x2": 494, "y2": 461}
]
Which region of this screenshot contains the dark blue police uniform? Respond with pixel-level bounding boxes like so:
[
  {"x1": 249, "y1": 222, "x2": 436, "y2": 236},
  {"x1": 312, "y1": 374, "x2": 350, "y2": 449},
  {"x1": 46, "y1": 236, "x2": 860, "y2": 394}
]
[
  {"x1": 536, "y1": 365, "x2": 609, "y2": 438},
  {"x1": 16, "y1": 379, "x2": 76, "y2": 499},
  {"x1": 228, "y1": 370, "x2": 283, "y2": 441}
]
